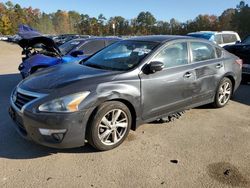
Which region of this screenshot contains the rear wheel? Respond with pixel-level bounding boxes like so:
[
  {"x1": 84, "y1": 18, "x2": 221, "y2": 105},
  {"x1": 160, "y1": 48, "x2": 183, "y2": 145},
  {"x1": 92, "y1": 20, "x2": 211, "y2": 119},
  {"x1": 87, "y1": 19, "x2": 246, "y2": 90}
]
[
  {"x1": 213, "y1": 77, "x2": 233, "y2": 108},
  {"x1": 87, "y1": 101, "x2": 132, "y2": 151}
]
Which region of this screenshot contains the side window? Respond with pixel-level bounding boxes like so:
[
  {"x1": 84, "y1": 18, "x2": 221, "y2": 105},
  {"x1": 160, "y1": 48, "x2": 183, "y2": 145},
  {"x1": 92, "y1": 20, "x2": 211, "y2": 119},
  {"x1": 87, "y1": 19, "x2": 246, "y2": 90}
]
[
  {"x1": 214, "y1": 34, "x2": 223, "y2": 45},
  {"x1": 222, "y1": 34, "x2": 237, "y2": 44},
  {"x1": 152, "y1": 42, "x2": 188, "y2": 68},
  {"x1": 191, "y1": 42, "x2": 216, "y2": 62},
  {"x1": 79, "y1": 40, "x2": 105, "y2": 55}
]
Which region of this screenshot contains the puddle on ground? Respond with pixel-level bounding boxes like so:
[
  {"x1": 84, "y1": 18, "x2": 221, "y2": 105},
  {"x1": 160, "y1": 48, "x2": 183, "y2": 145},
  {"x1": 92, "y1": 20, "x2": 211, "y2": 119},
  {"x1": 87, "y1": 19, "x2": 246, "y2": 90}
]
[{"x1": 207, "y1": 162, "x2": 249, "y2": 187}]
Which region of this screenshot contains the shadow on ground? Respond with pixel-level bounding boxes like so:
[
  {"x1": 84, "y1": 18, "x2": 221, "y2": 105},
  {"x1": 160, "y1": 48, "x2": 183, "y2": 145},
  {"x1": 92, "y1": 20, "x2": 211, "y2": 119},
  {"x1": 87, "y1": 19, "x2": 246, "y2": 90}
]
[
  {"x1": 0, "y1": 74, "x2": 96, "y2": 160},
  {"x1": 232, "y1": 84, "x2": 250, "y2": 106}
]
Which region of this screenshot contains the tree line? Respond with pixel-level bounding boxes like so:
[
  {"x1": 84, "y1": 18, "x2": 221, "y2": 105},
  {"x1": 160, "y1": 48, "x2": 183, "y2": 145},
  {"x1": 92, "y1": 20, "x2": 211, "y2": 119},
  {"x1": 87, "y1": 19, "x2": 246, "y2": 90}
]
[{"x1": 0, "y1": 1, "x2": 250, "y2": 38}]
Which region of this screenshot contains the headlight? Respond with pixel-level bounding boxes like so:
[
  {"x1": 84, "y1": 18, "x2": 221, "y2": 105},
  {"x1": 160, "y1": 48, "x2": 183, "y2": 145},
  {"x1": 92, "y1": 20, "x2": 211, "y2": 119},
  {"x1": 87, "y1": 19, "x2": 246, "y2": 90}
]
[{"x1": 38, "y1": 92, "x2": 90, "y2": 112}]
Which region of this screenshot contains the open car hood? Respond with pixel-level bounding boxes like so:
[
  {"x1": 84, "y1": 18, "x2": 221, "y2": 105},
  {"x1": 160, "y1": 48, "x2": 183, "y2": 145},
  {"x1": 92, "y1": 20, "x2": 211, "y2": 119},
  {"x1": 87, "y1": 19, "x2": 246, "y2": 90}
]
[
  {"x1": 18, "y1": 36, "x2": 61, "y2": 56},
  {"x1": 17, "y1": 24, "x2": 61, "y2": 56}
]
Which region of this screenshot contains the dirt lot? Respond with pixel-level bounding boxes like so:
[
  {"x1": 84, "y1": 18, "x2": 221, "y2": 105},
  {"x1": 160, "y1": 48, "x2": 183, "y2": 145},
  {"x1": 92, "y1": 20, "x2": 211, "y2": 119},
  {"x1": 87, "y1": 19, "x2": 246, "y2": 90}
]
[{"x1": 0, "y1": 41, "x2": 249, "y2": 188}]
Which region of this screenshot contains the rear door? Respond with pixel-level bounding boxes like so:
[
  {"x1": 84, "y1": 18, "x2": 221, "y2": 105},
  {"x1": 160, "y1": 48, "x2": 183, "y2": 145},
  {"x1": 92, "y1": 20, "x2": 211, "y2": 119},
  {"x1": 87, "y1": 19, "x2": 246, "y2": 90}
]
[
  {"x1": 140, "y1": 41, "x2": 196, "y2": 120},
  {"x1": 189, "y1": 41, "x2": 225, "y2": 104}
]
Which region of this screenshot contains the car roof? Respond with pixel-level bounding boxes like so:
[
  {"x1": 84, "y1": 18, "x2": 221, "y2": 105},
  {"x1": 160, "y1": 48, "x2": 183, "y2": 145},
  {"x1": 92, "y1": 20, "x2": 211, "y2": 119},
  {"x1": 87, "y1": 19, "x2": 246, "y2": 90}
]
[
  {"x1": 73, "y1": 37, "x2": 122, "y2": 42},
  {"x1": 188, "y1": 31, "x2": 239, "y2": 35},
  {"x1": 126, "y1": 35, "x2": 193, "y2": 43}
]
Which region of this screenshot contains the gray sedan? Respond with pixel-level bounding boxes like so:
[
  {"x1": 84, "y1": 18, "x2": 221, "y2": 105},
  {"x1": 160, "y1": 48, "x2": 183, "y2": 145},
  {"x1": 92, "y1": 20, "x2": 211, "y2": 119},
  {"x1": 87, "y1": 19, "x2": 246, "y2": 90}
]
[{"x1": 9, "y1": 35, "x2": 242, "y2": 151}]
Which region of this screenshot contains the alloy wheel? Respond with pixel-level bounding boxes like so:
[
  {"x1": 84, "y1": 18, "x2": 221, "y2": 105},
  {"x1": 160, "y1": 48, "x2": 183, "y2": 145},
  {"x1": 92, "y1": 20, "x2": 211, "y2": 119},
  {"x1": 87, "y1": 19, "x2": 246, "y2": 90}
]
[
  {"x1": 98, "y1": 109, "x2": 128, "y2": 146},
  {"x1": 218, "y1": 82, "x2": 231, "y2": 106}
]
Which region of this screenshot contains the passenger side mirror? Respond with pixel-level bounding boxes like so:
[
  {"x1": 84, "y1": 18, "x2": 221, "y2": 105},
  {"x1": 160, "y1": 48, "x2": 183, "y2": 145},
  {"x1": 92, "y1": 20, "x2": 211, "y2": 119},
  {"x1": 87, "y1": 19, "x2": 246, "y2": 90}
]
[
  {"x1": 70, "y1": 50, "x2": 84, "y2": 57},
  {"x1": 144, "y1": 61, "x2": 164, "y2": 74}
]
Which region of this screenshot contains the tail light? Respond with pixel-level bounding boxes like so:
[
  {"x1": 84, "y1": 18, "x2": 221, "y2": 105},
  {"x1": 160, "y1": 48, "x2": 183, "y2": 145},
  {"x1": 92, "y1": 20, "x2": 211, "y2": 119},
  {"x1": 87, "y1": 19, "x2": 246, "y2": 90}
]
[{"x1": 235, "y1": 59, "x2": 243, "y2": 69}]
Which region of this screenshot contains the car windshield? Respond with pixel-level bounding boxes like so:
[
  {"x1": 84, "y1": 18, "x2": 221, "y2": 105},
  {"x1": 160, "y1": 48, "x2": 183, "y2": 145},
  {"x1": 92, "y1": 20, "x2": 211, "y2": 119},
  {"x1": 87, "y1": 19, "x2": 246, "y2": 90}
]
[
  {"x1": 242, "y1": 36, "x2": 250, "y2": 44},
  {"x1": 83, "y1": 40, "x2": 159, "y2": 71},
  {"x1": 59, "y1": 40, "x2": 81, "y2": 55},
  {"x1": 188, "y1": 33, "x2": 213, "y2": 40}
]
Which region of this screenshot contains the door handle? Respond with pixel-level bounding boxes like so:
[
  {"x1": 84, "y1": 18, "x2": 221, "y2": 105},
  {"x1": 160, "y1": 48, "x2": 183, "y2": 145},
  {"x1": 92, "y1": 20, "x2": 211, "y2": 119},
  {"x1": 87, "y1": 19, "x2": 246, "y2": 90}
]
[
  {"x1": 184, "y1": 72, "x2": 192, "y2": 78},
  {"x1": 216, "y1": 64, "x2": 223, "y2": 69}
]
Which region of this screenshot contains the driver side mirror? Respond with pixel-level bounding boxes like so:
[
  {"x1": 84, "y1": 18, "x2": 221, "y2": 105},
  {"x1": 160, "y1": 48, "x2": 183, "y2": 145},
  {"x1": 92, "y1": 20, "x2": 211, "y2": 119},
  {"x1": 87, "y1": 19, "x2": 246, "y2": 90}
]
[
  {"x1": 235, "y1": 40, "x2": 241, "y2": 44},
  {"x1": 70, "y1": 50, "x2": 84, "y2": 57},
  {"x1": 143, "y1": 61, "x2": 164, "y2": 74}
]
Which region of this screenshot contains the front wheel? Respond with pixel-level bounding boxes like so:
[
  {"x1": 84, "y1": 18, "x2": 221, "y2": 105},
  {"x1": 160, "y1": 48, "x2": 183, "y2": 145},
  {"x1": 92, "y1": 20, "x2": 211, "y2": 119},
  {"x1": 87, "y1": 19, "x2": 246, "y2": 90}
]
[
  {"x1": 87, "y1": 101, "x2": 132, "y2": 151},
  {"x1": 213, "y1": 77, "x2": 233, "y2": 108}
]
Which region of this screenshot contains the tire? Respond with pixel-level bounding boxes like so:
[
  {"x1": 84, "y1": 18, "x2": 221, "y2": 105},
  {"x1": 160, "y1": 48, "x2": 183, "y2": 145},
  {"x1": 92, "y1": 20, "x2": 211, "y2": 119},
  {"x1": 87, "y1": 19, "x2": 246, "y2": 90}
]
[
  {"x1": 213, "y1": 77, "x2": 233, "y2": 108},
  {"x1": 87, "y1": 101, "x2": 132, "y2": 151}
]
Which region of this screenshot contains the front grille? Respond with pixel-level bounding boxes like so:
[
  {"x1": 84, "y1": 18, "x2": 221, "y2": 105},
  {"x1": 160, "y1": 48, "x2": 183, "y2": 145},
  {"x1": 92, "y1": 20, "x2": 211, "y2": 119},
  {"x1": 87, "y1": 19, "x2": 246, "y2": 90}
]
[{"x1": 14, "y1": 92, "x2": 37, "y2": 110}]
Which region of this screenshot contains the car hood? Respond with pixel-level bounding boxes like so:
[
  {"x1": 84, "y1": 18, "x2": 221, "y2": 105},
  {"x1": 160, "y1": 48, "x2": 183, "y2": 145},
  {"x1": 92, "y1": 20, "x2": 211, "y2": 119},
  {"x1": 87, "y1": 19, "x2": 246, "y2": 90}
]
[{"x1": 20, "y1": 63, "x2": 118, "y2": 92}]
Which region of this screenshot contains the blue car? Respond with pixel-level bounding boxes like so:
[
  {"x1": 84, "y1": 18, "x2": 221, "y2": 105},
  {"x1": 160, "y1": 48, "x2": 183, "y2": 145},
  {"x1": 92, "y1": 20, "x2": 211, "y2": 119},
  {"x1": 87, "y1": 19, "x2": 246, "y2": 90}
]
[{"x1": 18, "y1": 36, "x2": 121, "y2": 78}]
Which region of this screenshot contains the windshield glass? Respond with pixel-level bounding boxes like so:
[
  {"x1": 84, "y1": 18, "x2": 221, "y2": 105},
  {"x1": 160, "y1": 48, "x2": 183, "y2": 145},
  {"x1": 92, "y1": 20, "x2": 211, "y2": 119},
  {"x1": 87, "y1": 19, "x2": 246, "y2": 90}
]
[
  {"x1": 188, "y1": 33, "x2": 213, "y2": 40},
  {"x1": 59, "y1": 40, "x2": 81, "y2": 55},
  {"x1": 83, "y1": 40, "x2": 159, "y2": 71},
  {"x1": 242, "y1": 36, "x2": 250, "y2": 45}
]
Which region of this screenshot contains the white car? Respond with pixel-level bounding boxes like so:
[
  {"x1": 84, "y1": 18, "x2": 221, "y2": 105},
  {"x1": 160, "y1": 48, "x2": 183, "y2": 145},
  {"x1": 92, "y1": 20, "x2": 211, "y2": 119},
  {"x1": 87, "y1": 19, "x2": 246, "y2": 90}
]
[
  {"x1": 187, "y1": 31, "x2": 241, "y2": 47},
  {"x1": 0, "y1": 35, "x2": 8, "y2": 41}
]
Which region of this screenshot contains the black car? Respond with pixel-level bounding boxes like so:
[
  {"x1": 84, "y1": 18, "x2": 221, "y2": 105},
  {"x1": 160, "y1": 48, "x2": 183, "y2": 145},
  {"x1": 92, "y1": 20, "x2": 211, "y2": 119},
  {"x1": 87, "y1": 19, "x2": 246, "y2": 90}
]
[
  {"x1": 224, "y1": 35, "x2": 250, "y2": 84},
  {"x1": 9, "y1": 35, "x2": 242, "y2": 151}
]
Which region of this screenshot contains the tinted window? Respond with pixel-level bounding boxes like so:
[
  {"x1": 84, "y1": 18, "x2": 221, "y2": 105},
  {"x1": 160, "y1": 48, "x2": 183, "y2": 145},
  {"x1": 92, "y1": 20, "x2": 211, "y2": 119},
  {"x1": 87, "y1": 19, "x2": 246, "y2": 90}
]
[
  {"x1": 79, "y1": 40, "x2": 105, "y2": 55},
  {"x1": 152, "y1": 42, "x2": 188, "y2": 68},
  {"x1": 105, "y1": 39, "x2": 119, "y2": 46},
  {"x1": 191, "y1": 42, "x2": 216, "y2": 62},
  {"x1": 242, "y1": 36, "x2": 250, "y2": 45},
  {"x1": 59, "y1": 40, "x2": 81, "y2": 55},
  {"x1": 214, "y1": 34, "x2": 223, "y2": 44},
  {"x1": 222, "y1": 34, "x2": 237, "y2": 43}
]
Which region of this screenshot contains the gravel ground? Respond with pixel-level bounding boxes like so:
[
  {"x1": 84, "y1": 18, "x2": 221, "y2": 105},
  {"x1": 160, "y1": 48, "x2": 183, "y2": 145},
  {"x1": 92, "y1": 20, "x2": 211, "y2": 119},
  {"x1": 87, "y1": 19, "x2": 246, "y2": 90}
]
[{"x1": 0, "y1": 41, "x2": 249, "y2": 188}]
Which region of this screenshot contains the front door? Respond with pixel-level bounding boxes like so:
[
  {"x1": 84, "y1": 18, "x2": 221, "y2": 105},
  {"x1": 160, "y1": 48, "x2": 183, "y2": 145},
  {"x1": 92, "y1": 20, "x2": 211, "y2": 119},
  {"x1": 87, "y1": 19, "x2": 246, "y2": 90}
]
[{"x1": 139, "y1": 42, "x2": 196, "y2": 120}]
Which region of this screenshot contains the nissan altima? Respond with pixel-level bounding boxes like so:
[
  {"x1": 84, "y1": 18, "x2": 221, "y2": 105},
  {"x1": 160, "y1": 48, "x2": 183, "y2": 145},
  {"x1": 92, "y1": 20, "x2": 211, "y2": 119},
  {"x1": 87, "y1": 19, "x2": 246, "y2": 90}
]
[{"x1": 9, "y1": 35, "x2": 242, "y2": 151}]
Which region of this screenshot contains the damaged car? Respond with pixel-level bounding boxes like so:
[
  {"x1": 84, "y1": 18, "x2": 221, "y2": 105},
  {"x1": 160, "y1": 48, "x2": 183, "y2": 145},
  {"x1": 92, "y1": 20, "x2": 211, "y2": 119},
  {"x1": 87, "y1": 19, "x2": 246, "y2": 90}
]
[
  {"x1": 9, "y1": 35, "x2": 242, "y2": 151},
  {"x1": 224, "y1": 35, "x2": 250, "y2": 84},
  {"x1": 18, "y1": 36, "x2": 121, "y2": 78}
]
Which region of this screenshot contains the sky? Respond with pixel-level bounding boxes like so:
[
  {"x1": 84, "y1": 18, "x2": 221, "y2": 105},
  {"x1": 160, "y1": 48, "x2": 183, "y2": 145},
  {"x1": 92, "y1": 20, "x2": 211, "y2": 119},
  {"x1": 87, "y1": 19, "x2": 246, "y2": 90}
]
[{"x1": 2, "y1": 0, "x2": 250, "y2": 22}]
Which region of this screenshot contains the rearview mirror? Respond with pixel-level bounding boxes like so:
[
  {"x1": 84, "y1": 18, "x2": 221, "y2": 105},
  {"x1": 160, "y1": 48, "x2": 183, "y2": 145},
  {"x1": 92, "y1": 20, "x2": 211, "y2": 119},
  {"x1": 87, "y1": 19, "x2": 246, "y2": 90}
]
[
  {"x1": 144, "y1": 61, "x2": 164, "y2": 74},
  {"x1": 70, "y1": 50, "x2": 84, "y2": 57}
]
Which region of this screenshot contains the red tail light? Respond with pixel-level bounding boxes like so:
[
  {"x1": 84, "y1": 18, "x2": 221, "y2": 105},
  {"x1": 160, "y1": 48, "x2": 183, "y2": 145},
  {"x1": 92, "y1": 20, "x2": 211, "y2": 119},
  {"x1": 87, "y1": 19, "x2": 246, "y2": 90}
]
[{"x1": 235, "y1": 59, "x2": 243, "y2": 69}]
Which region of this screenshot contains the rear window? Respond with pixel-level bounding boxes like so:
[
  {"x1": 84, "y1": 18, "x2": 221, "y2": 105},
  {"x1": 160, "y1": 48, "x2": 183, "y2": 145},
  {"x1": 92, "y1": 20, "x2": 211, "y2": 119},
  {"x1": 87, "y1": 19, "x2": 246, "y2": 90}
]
[{"x1": 222, "y1": 34, "x2": 237, "y2": 43}]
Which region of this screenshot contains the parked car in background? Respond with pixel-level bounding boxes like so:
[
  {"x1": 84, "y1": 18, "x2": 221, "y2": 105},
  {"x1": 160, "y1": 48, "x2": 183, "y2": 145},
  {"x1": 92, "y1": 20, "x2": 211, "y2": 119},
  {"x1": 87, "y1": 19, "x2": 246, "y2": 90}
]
[
  {"x1": 18, "y1": 36, "x2": 121, "y2": 78},
  {"x1": 0, "y1": 35, "x2": 8, "y2": 41},
  {"x1": 224, "y1": 35, "x2": 250, "y2": 84},
  {"x1": 53, "y1": 34, "x2": 91, "y2": 46},
  {"x1": 188, "y1": 31, "x2": 241, "y2": 47},
  {"x1": 7, "y1": 34, "x2": 22, "y2": 43},
  {"x1": 9, "y1": 35, "x2": 242, "y2": 151}
]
